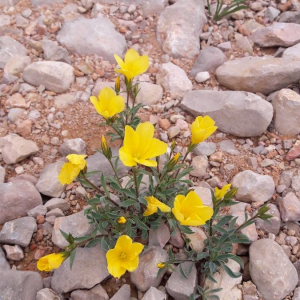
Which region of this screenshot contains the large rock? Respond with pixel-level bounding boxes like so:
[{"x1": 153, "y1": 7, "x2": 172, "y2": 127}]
[
  {"x1": 278, "y1": 11, "x2": 300, "y2": 24},
  {"x1": 31, "y1": 0, "x2": 63, "y2": 6},
  {"x1": 51, "y1": 245, "x2": 109, "y2": 293},
  {"x1": 0, "y1": 0, "x2": 21, "y2": 5},
  {"x1": 0, "y1": 270, "x2": 43, "y2": 300},
  {"x1": 273, "y1": 89, "x2": 300, "y2": 136},
  {"x1": 1, "y1": 134, "x2": 39, "y2": 164},
  {"x1": 232, "y1": 170, "x2": 275, "y2": 203},
  {"x1": 86, "y1": 148, "x2": 128, "y2": 187},
  {"x1": 249, "y1": 239, "x2": 298, "y2": 300},
  {"x1": 0, "y1": 217, "x2": 36, "y2": 247},
  {"x1": 56, "y1": 18, "x2": 126, "y2": 62},
  {"x1": 0, "y1": 36, "x2": 27, "y2": 68},
  {"x1": 282, "y1": 43, "x2": 300, "y2": 60},
  {"x1": 52, "y1": 210, "x2": 94, "y2": 249},
  {"x1": 205, "y1": 260, "x2": 242, "y2": 300},
  {"x1": 250, "y1": 23, "x2": 300, "y2": 47},
  {"x1": 157, "y1": 0, "x2": 206, "y2": 58},
  {"x1": 190, "y1": 46, "x2": 226, "y2": 77},
  {"x1": 23, "y1": 61, "x2": 74, "y2": 93},
  {"x1": 135, "y1": 82, "x2": 163, "y2": 105},
  {"x1": 166, "y1": 262, "x2": 197, "y2": 300},
  {"x1": 111, "y1": 284, "x2": 130, "y2": 300},
  {"x1": 141, "y1": 287, "x2": 167, "y2": 300},
  {"x1": 4, "y1": 55, "x2": 31, "y2": 77},
  {"x1": 0, "y1": 247, "x2": 10, "y2": 270},
  {"x1": 59, "y1": 138, "x2": 86, "y2": 156},
  {"x1": 42, "y1": 40, "x2": 71, "y2": 64},
  {"x1": 278, "y1": 192, "x2": 300, "y2": 222},
  {"x1": 215, "y1": 56, "x2": 300, "y2": 94},
  {"x1": 36, "y1": 161, "x2": 66, "y2": 198},
  {"x1": 0, "y1": 180, "x2": 42, "y2": 224},
  {"x1": 131, "y1": 246, "x2": 168, "y2": 292},
  {"x1": 181, "y1": 90, "x2": 273, "y2": 137},
  {"x1": 156, "y1": 62, "x2": 192, "y2": 99},
  {"x1": 36, "y1": 288, "x2": 63, "y2": 300}
]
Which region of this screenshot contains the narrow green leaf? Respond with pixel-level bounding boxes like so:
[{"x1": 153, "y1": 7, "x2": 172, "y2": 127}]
[{"x1": 69, "y1": 248, "x2": 77, "y2": 269}]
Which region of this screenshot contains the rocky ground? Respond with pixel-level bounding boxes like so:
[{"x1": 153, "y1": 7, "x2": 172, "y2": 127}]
[{"x1": 0, "y1": 0, "x2": 300, "y2": 299}]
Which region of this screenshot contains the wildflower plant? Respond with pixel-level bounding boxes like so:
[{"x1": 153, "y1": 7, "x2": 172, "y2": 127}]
[{"x1": 37, "y1": 49, "x2": 272, "y2": 299}]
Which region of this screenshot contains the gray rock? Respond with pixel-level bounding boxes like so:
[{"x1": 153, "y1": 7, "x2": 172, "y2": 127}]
[
  {"x1": 0, "y1": 0, "x2": 21, "y2": 5},
  {"x1": 232, "y1": 170, "x2": 275, "y2": 203},
  {"x1": 31, "y1": 0, "x2": 63, "y2": 5},
  {"x1": 273, "y1": 89, "x2": 300, "y2": 136},
  {"x1": 219, "y1": 140, "x2": 239, "y2": 155},
  {"x1": 0, "y1": 247, "x2": 10, "y2": 270},
  {"x1": 135, "y1": 82, "x2": 163, "y2": 105},
  {"x1": 278, "y1": 192, "x2": 300, "y2": 222},
  {"x1": 42, "y1": 40, "x2": 71, "y2": 64},
  {"x1": 56, "y1": 18, "x2": 126, "y2": 62},
  {"x1": 36, "y1": 288, "x2": 63, "y2": 300},
  {"x1": 3, "y1": 244, "x2": 24, "y2": 261},
  {"x1": 251, "y1": 23, "x2": 300, "y2": 47},
  {"x1": 86, "y1": 148, "x2": 128, "y2": 187},
  {"x1": 111, "y1": 284, "x2": 131, "y2": 300},
  {"x1": 0, "y1": 217, "x2": 36, "y2": 247},
  {"x1": 193, "y1": 142, "x2": 216, "y2": 156},
  {"x1": 7, "y1": 108, "x2": 26, "y2": 123},
  {"x1": 0, "y1": 36, "x2": 27, "y2": 68},
  {"x1": 131, "y1": 246, "x2": 168, "y2": 292},
  {"x1": 54, "y1": 92, "x2": 78, "y2": 108},
  {"x1": 166, "y1": 261, "x2": 197, "y2": 300},
  {"x1": 235, "y1": 33, "x2": 253, "y2": 54},
  {"x1": 265, "y1": 6, "x2": 280, "y2": 22},
  {"x1": 91, "y1": 80, "x2": 115, "y2": 96},
  {"x1": 292, "y1": 173, "x2": 300, "y2": 192},
  {"x1": 52, "y1": 210, "x2": 94, "y2": 249},
  {"x1": 149, "y1": 222, "x2": 170, "y2": 248},
  {"x1": 190, "y1": 155, "x2": 208, "y2": 178},
  {"x1": 36, "y1": 161, "x2": 66, "y2": 198},
  {"x1": 255, "y1": 203, "x2": 281, "y2": 235},
  {"x1": 0, "y1": 165, "x2": 5, "y2": 184},
  {"x1": 0, "y1": 15, "x2": 10, "y2": 27},
  {"x1": 44, "y1": 198, "x2": 70, "y2": 212},
  {"x1": 282, "y1": 43, "x2": 300, "y2": 60},
  {"x1": 157, "y1": 0, "x2": 206, "y2": 58},
  {"x1": 4, "y1": 55, "x2": 31, "y2": 77},
  {"x1": 23, "y1": 61, "x2": 74, "y2": 93},
  {"x1": 185, "y1": 227, "x2": 207, "y2": 252},
  {"x1": 190, "y1": 46, "x2": 226, "y2": 77},
  {"x1": 59, "y1": 138, "x2": 86, "y2": 156},
  {"x1": 0, "y1": 270, "x2": 43, "y2": 300},
  {"x1": 142, "y1": 287, "x2": 167, "y2": 300},
  {"x1": 194, "y1": 186, "x2": 213, "y2": 207},
  {"x1": 71, "y1": 287, "x2": 108, "y2": 300},
  {"x1": 293, "y1": 287, "x2": 300, "y2": 300},
  {"x1": 249, "y1": 239, "x2": 298, "y2": 300},
  {"x1": 278, "y1": 10, "x2": 300, "y2": 24},
  {"x1": 205, "y1": 260, "x2": 242, "y2": 300},
  {"x1": 1, "y1": 134, "x2": 39, "y2": 164},
  {"x1": 51, "y1": 245, "x2": 109, "y2": 293},
  {"x1": 216, "y1": 56, "x2": 300, "y2": 94},
  {"x1": 156, "y1": 62, "x2": 192, "y2": 99},
  {"x1": 0, "y1": 180, "x2": 42, "y2": 224},
  {"x1": 169, "y1": 229, "x2": 185, "y2": 248},
  {"x1": 168, "y1": 126, "x2": 181, "y2": 139},
  {"x1": 181, "y1": 90, "x2": 273, "y2": 137},
  {"x1": 27, "y1": 205, "x2": 47, "y2": 217}
]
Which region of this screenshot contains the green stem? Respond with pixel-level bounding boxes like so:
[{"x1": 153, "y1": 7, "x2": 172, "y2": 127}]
[
  {"x1": 154, "y1": 169, "x2": 168, "y2": 194},
  {"x1": 108, "y1": 159, "x2": 122, "y2": 188},
  {"x1": 174, "y1": 150, "x2": 189, "y2": 179},
  {"x1": 133, "y1": 167, "x2": 139, "y2": 200},
  {"x1": 125, "y1": 90, "x2": 130, "y2": 125}
]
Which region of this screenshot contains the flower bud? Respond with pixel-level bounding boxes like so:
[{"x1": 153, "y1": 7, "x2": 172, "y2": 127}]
[
  {"x1": 132, "y1": 83, "x2": 139, "y2": 99},
  {"x1": 157, "y1": 262, "x2": 165, "y2": 269},
  {"x1": 115, "y1": 76, "x2": 120, "y2": 94},
  {"x1": 101, "y1": 136, "x2": 112, "y2": 160},
  {"x1": 167, "y1": 153, "x2": 180, "y2": 171},
  {"x1": 117, "y1": 216, "x2": 127, "y2": 224}
]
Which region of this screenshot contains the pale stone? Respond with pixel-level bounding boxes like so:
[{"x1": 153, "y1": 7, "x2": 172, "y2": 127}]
[
  {"x1": 135, "y1": 82, "x2": 163, "y2": 105},
  {"x1": 185, "y1": 227, "x2": 207, "y2": 252},
  {"x1": 4, "y1": 55, "x2": 31, "y2": 76},
  {"x1": 3, "y1": 244, "x2": 24, "y2": 261},
  {"x1": 278, "y1": 192, "x2": 300, "y2": 222},
  {"x1": 190, "y1": 155, "x2": 208, "y2": 178},
  {"x1": 282, "y1": 43, "x2": 300, "y2": 60},
  {"x1": 59, "y1": 138, "x2": 86, "y2": 156},
  {"x1": 141, "y1": 287, "x2": 167, "y2": 300}
]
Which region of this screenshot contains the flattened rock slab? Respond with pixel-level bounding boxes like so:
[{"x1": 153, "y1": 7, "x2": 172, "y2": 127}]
[
  {"x1": 0, "y1": 247, "x2": 10, "y2": 270},
  {"x1": 0, "y1": 180, "x2": 42, "y2": 224},
  {"x1": 0, "y1": 217, "x2": 36, "y2": 247},
  {"x1": 249, "y1": 239, "x2": 298, "y2": 300},
  {"x1": 232, "y1": 170, "x2": 275, "y2": 203},
  {"x1": 51, "y1": 245, "x2": 109, "y2": 293},
  {"x1": 142, "y1": 287, "x2": 167, "y2": 300},
  {"x1": 52, "y1": 210, "x2": 94, "y2": 249},
  {"x1": 131, "y1": 246, "x2": 168, "y2": 292},
  {"x1": 250, "y1": 23, "x2": 300, "y2": 47},
  {"x1": 56, "y1": 18, "x2": 126, "y2": 62},
  {"x1": 0, "y1": 270, "x2": 43, "y2": 300},
  {"x1": 278, "y1": 10, "x2": 300, "y2": 24},
  {"x1": 2, "y1": 134, "x2": 39, "y2": 164},
  {"x1": 23, "y1": 61, "x2": 74, "y2": 93},
  {"x1": 181, "y1": 90, "x2": 273, "y2": 137},
  {"x1": 36, "y1": 161, "x2": 65, "y2": 198},
  {"x1": 282, "y1": 43, "x2": 300, "y2": 60},
  {"x1": 157, "y1": 0, "x2": 206, "y2": 58},
  {"x1": 215, "y1": 56, "x2": 300, "y2": 94},
  {"x1": 31, "y1": 0, "x2": 63, "y2": 6},
  {"x1": 166, "y1": 262, "x2": 197, "y2": 300},
  {"x1": 135, "y1": 82, "x2": 163, "y2": 105},
  {"x1": 278, "y1": 192, "x2": 300, "y2": 222},
  {"x1": 0, "y1": 36, "x2": 27, "y2": 68},
  {"x1": 111, "y1": 284, "x2": 130, "y2": 300},
  {"x1": 273, "y1": 89, "x2": 300, "y2": 136}
]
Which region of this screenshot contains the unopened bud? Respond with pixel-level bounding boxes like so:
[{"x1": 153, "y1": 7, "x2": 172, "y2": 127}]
[
  {"x1": 115, "y1": 76, "x2": 120, "y2": 94},
  {"x1": 101, "y1": 136, "x2": 112, "y2": 160},
  {"x1": 167, "y1": 153, "x2": 180, "y2": 171}
]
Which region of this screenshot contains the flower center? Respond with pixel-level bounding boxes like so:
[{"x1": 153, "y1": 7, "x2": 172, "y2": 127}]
[{"x1": 119, "y1": 252, "x2": 127, "y2": 259}]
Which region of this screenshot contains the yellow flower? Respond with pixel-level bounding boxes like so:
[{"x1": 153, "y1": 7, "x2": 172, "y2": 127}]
[
  {"x1": 191, "y1": 116, "x2": 218, "y2": 145},
  {"x1": 90, "y1": 87, "x2": 125, "y2": 120},
  {"x1": 58, "y1": 154, "x2": 87, "y2": 185},
  {"x1": 106, "y1": 235, "x2": 144, "y2": 279},
  {"x1": 172, "y1": 191, "x2": 213, "y2": 226},
  {"x1": 37, "y1": 253, "x2": 66, "y2": 272},
  {"x1": 118, "y1": 216, "x2": 127, "y2": 224},
  {"x1": 157, "y1": 262, "x2": 165, "y2": 269},
  {"x1": 143, "y1": 196, "x2": 171, "y2": 217},
  {"x1": 119, "y1": 122, "x2": 167, "y2": 167},
  {"x1": 215, "y1": 183, "x2": 232, "y2": 201},
  {"x1": 114, "y1": 49, "x2": 149, "y2": 80}
]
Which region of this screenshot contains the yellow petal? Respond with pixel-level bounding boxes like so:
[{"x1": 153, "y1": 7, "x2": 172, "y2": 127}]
[
  {"x1": 37, "y1": 253, "x2": 65, "y2": 272},
  {"x1": 131, "y1": 242, "x2": 144, "y2": 256},
  {"x1": 132, "y1": 55, "x2": 149, "y2": 76},
  {"x1": 58, "y1": 163, "x2": 81, "y2": 185},
  {"x1": 119, "y1": 147, "x2": 137, "y2": 167},
  {"x1": 67, "y1": 154, "x2": 87, "y2": 169},
  {"x1": 108, "y1": 95, "x2": 125, "y2": 116},
  {"x1": 172, "y1": 207, "x2": 184, "y2": 223},
  {"x1": 142, "y1": 138, "x2": 168, "y2": 160},
  {"x1": 115, "y1": 235, "x2": 133, "y2": 252},
  {"x1": 121, "y1": 256, "x2": 139, "y2": 272},
  {"x1": 134, "y1": 158, "x2": 157, "y2": 167},
  {"x1": 114, "y1": 54, "x2": 125, "y2": 69},
  {"x1": 143, "y1": 204, "x2": 157, "y2": 216},
  {"x1": 115, "y1": 68, "x2": 134, "y2": 80},
  {"x1": 124, "y1": 48, "x2": 140, "y2": 64},
  {"x1": 136, "y1": 122, "x2": 154, "y2": 155}
]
